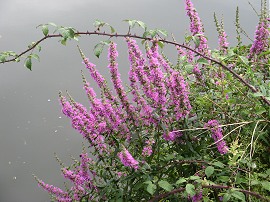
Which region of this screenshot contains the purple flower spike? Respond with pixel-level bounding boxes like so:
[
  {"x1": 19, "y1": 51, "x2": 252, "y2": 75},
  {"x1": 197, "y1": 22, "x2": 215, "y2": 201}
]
[
  {"x1": 204, "y1": 120, "x2": 228, "y2": 154},
  {"x1": 118, "y1": 147, "x2": 139, "y2": 170}
]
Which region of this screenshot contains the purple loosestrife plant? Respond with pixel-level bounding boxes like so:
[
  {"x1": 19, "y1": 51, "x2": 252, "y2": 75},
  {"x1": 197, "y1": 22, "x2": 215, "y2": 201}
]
[
  {"x1": 185, "y1": 0, "x2": 210, "y2": 56},
  {"x1": 32, "y1": 0, "x2": 270, "y2": 201},
  {"x1": 248, "y1": 20, "x2": 269, "y2": 59}
]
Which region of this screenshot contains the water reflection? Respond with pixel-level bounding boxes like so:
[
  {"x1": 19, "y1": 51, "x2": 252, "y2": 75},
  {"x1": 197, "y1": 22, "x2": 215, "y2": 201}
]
[{"x1": 0, "y1": 0, "x2": 261, "y2": 201}]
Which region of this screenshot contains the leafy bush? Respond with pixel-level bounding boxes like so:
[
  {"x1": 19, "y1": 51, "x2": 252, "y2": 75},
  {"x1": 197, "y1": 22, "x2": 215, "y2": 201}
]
[{"x1": 1, "y1": 0, "x2": 270, "y2": 201}]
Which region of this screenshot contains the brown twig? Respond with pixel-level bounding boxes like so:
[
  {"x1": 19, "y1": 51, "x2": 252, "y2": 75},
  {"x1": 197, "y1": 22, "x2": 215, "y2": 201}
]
[
  {"x1": 149, "y1": 184, "x2": 270, "y2": 202},
  {"x1": 1, "y1": 31, "x2": 270, "y2": 106}
]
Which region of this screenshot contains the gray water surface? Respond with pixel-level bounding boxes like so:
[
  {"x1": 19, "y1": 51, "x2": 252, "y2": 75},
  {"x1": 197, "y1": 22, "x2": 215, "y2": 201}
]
[{"x1": 0, "y1": 0, "x2": 261, "y2": 201}]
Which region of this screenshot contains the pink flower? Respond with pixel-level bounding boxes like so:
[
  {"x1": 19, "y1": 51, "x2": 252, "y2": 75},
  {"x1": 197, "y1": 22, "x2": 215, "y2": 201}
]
[
  {"x1": 163, "y1": 131, "x2": 183, "y2": 141},
  {"x1": 204, "y1": 120, "x2": 228, "y2": 154},
  {"x1": 118, "y1": 147, "x2": 139, "y2": 170}
]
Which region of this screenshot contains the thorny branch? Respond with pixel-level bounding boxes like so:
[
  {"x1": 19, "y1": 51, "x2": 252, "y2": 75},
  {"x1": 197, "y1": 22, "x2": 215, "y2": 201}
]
[{"x1": 0, "y1": 31, "x2": 270, "y2": 106}]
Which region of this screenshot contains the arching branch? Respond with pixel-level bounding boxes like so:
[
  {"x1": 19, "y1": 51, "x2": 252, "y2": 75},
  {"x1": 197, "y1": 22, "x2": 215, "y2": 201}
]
[{"x1": 1, "y1": 31, "x2": 269, "y2": 106}]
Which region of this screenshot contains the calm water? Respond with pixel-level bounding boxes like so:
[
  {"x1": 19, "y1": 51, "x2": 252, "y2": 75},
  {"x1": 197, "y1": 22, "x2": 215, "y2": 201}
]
[{"x1": 0, "y1": 0, "x2": 261, "y2": 201}]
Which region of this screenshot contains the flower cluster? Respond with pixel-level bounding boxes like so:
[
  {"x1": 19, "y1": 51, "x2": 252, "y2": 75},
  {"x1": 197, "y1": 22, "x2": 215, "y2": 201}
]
[
  {"x1": 185, "y1": 0, "x2": 209, "y2": 56},
  {"x1": 163, "y1": 131, "x2": 183, "y2": 142},
  {"x1": 118, "y1": 147, "x2": 139, "y2": 170},
  {"x1": 142, "y1": 138, "x2": 155, "y2": 157},
  {"x1": 248, "y1": 20, "x2": 269, "y2": 59},
  {"x1": 204, "y1": 120, "x2": 228, "y2": 154}
]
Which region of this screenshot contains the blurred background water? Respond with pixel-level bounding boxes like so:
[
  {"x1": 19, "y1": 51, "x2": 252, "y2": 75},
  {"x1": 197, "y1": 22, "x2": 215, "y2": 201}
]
[{"x1": 0, "y1": 0, "x2": 262, "y2": 201}]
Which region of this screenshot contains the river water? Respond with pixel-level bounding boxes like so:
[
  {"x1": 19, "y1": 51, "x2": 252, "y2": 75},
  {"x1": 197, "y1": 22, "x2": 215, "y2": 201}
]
[{"x1": 0, "y1": 0, "x2": 261, "y2": 201}]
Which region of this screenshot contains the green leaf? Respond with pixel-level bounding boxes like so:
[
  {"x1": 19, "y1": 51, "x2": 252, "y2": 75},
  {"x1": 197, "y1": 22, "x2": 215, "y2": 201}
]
[
  {"x1": 253, "y1": 92, "x2": 264, "y2": 97},
  {"x1": 223, "y1": 193, "x2": 231, "y2": 202},
  {"x1": 29, "y1": 54, "x2": 40, "y2": 61},
  {"x1": 176, "y1": 178, "x2": 186, "y2": 185},
  {"x1": 158, "y1": 180, "x2": 173, "y2": 192},
  {"x1": 261, "y1": 181, "x2": 270, "y2": 191},
  {"x1": 192, "y1": 36, "x2": 200, "y2": 48},
  {"x1": 136, "y1": 20, "x2": 147, "y2": 30},
  {"x1": 205, "y1": 166, "x2": 214, "y2": 178},
  {"x1": 47, "y1": 22, "x2": 56, "y2": 27},
  {"x1": 37, "y1": 45, "x2": 42, "y2": 52},
  {"x1": 149, "y1": 30, "x2": 158, "y2": 38},
  {"x1": 231, "y1": 190, "x2": 245, "y2": 201},
  {"x1": 41, "y1": 25, "x2": 49, "y2": 36},
  {"x1": 185, "y1": 184, "x2": 196, "y2": 197},
  {"x1": 142, "y1": 31, "x2": 150, "y2": 38},
  {"x1": 212, "y1": 161, "x2": 224, "y2": 168},
  {"x1": 109, "y1": 25, "x2": 115, "y2": 33},
  {"x1": 94, "y1": 43, "x2": 104, "y2": 58},
  {"x1": 61, "y1": 38, "x2": 67, "y2": 45},
  {"x1": 157, "y1": 41, "x2": 164, "y2": 49},
  {"x1": 238, "y1": 55, "x2": 249, "y2": 66},
  {"x1": 25, "y1": 58, "x2": 32, "y2": 70},
  {"x1": 157, "y1": 29, "x2": 168, "y2": 37},
  {"x1": 144, "y1": 181, "x2": 156, "y2": 195},
  {"x1": 197, "y1": 58, "x2": 209, "y2": 65},
  {"x1": 0, "y1": 54, "x2": 6, "y2": 62},
  {"x1": 189, "y1": 176, "x2": 201, "y2": 181}
]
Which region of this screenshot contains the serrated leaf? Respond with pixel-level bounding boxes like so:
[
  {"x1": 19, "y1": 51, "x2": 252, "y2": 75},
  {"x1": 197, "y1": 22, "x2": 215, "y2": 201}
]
[
  {"x1": 42, "y1": 25, "x2": 49, "y2": 36},
  {"x1": 158, "y1": 29, "x2": 168, "y2": 37},
  {"x1": 185, "y1": 184, "x2": 196, "y2": 197},
  {"x1": 231, "y1": 191, "x2": 245, "y2": 201},
  {"x1": 158, "y1": 180, "x2": 173, "y2": 192},
  {"x1": 25, "y1": 58, "x2": 32, "y2": 70},
  {"x1": 261, "y1": 181, "x2": 270, "y2": 191},
  {"x1": 176, "y1": 178, "x2": 186, "y2": 185},
  {"x1": 205, "y1": 166, "x2": 214, "y2": 178}
]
